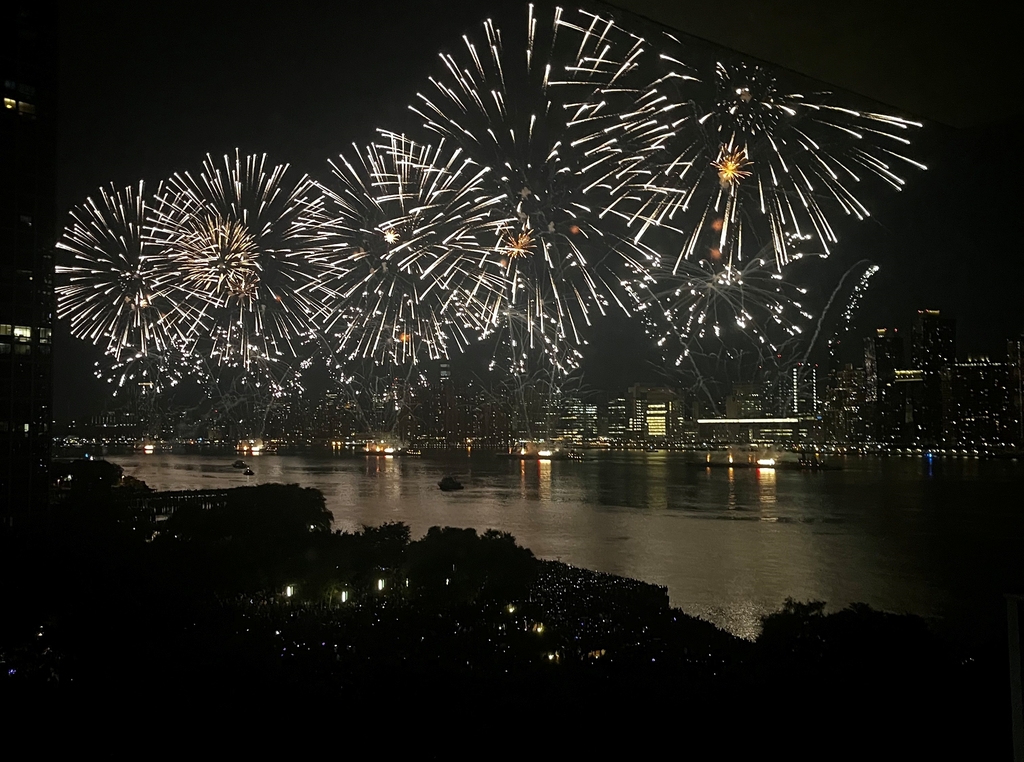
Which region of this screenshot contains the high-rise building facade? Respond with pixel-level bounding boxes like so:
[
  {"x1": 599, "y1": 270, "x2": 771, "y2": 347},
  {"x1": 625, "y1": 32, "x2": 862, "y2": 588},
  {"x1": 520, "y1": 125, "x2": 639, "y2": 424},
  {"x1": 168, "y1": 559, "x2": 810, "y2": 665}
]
[
  {"x1": 865, "y1": 329, "x2": 905, "y2": 443},
  {"x1": 823, "y1": 364, "x2": 869, "y2": 444},
  {"x1": 604, "y1": 397, "x2": 629, "y2": 442},
  {"x1": 626, "y1": 384, "x2": 684, "y2": 441},
  {"x1": 1009, "y1": 335, "x2": 1023, "y2": 449},
  {"x1": 910, "y1": 310, "x2": 955, "y2": 446},
  {"x1": 942, "y1": 358, "x2": 1014, "y2": 450},
  {"x1": 1, "y1": 4, "x2": 56, "y2": 523},
  {"x1": 783, "y1": 363, "x2": 820, "y2": 417}
]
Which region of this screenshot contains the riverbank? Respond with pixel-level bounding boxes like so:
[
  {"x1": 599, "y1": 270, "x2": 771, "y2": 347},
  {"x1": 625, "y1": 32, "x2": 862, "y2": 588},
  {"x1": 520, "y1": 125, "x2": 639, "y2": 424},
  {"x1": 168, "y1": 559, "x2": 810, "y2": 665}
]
[{"x1": 0, "y1": 481, "x2": 1012, "y2": 753}]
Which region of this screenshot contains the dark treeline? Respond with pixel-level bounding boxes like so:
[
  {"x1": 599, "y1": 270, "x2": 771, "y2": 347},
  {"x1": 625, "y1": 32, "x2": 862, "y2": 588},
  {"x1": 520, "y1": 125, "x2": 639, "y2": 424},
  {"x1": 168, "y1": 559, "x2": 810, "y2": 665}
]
[{"x1": 1, "y1": 470, "x2": 1011, "y2": 755}]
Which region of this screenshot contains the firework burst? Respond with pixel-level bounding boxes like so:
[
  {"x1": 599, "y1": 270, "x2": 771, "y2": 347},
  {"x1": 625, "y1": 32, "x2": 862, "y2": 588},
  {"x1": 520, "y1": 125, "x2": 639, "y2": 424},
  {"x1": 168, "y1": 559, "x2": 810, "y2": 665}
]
[
  {"x1": 409, "y1": 4, "x2": 653, "y2": 348},
  {"x1": 56, "y1": 182, "x2": 186, "y2": 359},
  {"x1": 148, "y1": 151, "x2": 334, "y2": 369},
  {"x1": 321, "y1": 130, "x2": 509, "y2": 368},
  {"x1": 595, "y1": 32, "x2": 925, "y2": 270}
]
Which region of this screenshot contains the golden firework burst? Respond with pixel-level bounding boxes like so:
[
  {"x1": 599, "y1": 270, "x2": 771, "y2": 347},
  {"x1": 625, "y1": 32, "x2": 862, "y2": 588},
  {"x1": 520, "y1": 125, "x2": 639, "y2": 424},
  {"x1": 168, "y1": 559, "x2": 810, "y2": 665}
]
[
  {"x1": 383, "y1": 228, "x2": 400, "y2": 244},
  {"x1": 505, "y1": 229, "x2": 535, "y2": 259},
  {"x1": 712, "y1": 147, "x2": 753, "y2": 188}
]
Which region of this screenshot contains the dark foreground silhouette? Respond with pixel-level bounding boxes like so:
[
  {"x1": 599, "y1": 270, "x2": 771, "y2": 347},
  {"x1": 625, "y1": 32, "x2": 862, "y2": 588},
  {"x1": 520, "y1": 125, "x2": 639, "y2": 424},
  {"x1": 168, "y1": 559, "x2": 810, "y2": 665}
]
[{"x1": 1, "y1": 476, "x2": 1012, "y2": 755}]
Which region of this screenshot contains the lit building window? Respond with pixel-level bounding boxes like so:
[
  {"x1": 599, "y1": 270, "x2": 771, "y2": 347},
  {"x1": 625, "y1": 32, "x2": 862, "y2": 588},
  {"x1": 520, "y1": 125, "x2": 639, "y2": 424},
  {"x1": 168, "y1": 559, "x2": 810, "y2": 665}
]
[
  {"x1": 13, "y1": 326, "x2": 31, "y2": 341},
  {"x1": 38, "y1": 328, "x2": 51, "y2": 344},
  {"x1": 17, "y1": 101, "x2": 35, "y2": 116},
  {"x1": 3, "y1": 97, "x2": 15, "y2": 109},
  {"x1": 0, "y1": 324, "x2": 11, "y2": 336}
]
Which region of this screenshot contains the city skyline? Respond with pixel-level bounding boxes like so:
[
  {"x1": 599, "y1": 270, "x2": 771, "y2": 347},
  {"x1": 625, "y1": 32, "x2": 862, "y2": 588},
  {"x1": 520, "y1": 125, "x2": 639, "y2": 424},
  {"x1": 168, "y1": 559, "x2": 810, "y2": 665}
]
[{"x1": 58, "y1": 306, "x2": 1024, "y2": 457}]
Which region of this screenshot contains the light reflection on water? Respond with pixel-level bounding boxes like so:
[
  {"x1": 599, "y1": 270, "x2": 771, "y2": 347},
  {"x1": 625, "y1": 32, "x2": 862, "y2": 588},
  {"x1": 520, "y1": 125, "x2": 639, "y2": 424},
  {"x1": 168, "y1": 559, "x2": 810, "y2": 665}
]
[{"x1": 110, "y1": 450, "x2": 1024, "y2": 639}]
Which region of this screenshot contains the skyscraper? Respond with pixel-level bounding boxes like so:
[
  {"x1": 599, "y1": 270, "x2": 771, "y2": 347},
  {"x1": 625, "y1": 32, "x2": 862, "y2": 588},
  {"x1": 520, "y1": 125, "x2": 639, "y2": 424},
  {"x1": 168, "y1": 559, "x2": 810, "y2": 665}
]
[
  {"x1": 1009, "y1": 335, "x2": 1023, "y2": 449},
  {"x1": 910, "y1": 310, "x2": 955, "y2": 446},
  {"x1": 942, "y1": 357, "x2": 1014, "y2": 450},
  {"x1": 864, "y1": 329, "x2": 904, "y2": 444},
  {"x1": 823, "y1": 364, "x2": 869, "y2": 444},
  {"x1": 1, "y1": 3, "x2": 56, "y2": 524}
]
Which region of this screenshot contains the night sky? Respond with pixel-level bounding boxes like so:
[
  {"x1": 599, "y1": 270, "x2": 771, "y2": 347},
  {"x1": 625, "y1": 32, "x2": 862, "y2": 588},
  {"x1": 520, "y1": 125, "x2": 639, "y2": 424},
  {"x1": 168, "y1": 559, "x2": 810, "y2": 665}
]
[{"x1": 53, "y1": 0, "x2": 1023, "y2": 421}]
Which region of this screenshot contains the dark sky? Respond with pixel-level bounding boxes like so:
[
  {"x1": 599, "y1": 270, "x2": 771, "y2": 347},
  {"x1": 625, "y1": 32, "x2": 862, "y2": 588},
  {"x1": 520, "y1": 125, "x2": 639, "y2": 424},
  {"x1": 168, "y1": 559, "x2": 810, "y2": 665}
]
[
  {"x1": 607, "y1": 0, "x2": 1017, "y2": 130},
  {"x1": 53, "y1": 0, "x2": 1023, "y2": 418}
]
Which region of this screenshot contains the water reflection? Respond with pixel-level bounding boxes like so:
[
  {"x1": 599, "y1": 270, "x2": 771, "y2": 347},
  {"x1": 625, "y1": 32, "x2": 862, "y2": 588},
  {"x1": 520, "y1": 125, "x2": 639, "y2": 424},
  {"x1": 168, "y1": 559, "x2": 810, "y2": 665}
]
[
  {"x1": 110, "y1": 451, "x2": 1024, "y2": 638},
  {"x1": 756, "y1": 467, "x2": 777, "y2": 507}
]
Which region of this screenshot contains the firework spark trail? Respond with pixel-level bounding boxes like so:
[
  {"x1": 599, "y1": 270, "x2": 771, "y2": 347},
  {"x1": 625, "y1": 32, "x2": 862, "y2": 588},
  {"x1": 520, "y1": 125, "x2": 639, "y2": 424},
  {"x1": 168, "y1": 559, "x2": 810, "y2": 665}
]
[
  {"x1": 801, "y1": 259, "x2": 881, "y2": 364},
  {"x1": 148, "y1": 151, "x2": 335, "y2": 370},
  {"x1": 321, "y1": 130, "x2": 510, "y2": 368}
]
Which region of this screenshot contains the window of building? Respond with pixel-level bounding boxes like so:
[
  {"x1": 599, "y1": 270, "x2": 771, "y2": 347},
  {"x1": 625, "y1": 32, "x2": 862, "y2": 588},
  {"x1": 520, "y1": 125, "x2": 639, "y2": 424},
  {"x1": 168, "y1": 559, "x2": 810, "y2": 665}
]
[
  {"x1": 13, "y1": 344, "x2": 31, "y2": 355},
  {"x1": 38, "y1": 327, "x2": 51, "y2": 344},
  {"x1": 17, "y1": 101, "x2": 35, "y2": 116},
  {"x1": 13, "y1": 326, "x2": 31, "y2": 341},
  {"x1": 0, "y1": 324, "x2": 10, "y2": 335},
  {"x1": 3, "y1": 97, "x2": 14, "y2": 109},
  {"x1": 0, "y1": 344, "x2": 10, "y2": 355}
]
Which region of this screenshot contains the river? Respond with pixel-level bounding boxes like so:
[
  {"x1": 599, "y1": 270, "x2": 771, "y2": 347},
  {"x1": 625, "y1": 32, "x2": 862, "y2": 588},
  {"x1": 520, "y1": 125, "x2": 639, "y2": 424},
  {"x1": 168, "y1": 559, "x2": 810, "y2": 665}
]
[{"x1": 107, "y1": 450, "x2": 1024, "y2": 639}]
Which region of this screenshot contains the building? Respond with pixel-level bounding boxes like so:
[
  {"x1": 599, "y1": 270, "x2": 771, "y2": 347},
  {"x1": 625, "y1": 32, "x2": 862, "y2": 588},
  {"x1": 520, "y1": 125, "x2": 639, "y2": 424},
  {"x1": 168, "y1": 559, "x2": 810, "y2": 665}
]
[
  {"x1": 864, "y1": 329, "x2": 905, "y2": 444},
  {"x1": 626, "y1": 384, "x2": 685, "y2": 441},
  {"x1": 603, "y1": 397, "x2": 629, "y2": 443},
  {"x1": 823, "y1": 364, "x2": 869, "y2": 444},
  {"x1": 1, "y1": 3, "x2": 56, "y2": 523},
  {"x1": 1009, "y1": 335, "x2": 1023, "y2": 449},
  {"x1": 942, "y1": 357, "x2": 1015, "y2": 450},
  {"x1": 695, "y1": 416, "x2": 819, "y2": 444},
  {"x1": 783, "y1": 363, "x2": 820, "y2": 417},
  {"x1": 910, "y1": 310, "x2": 956, "y2": 446},
  {"x1": 725, "y1": 383, "x2": 762, "y2": 419},
  {"x1": 556, "y1": 396, "x2": 597, "y2": 445}
]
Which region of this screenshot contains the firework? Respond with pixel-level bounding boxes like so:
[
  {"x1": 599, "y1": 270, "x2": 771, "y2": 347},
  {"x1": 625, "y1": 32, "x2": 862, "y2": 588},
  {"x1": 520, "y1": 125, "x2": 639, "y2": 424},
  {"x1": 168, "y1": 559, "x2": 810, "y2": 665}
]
[
  {"x1": 595, "y1": 32, "x2": 925, "y2": 270},
  {"x1": 409, "y1": 4, "x2": 653, "y2": 348},
  {"x1": 644, "y1": 254, "x2": 809, "y2": 352},
  {"x1": 148, "y1": 151, "x2": 334, "y2": 369},
  {"x1": 635, "y1": 238, "x2": 819, "y2": 410},
  {"x1": 56, "y1": 182, "x2": 186, "y2": 359},
  {"x1": 320, "y1": 130, "x2": 510, "y2": 368}
]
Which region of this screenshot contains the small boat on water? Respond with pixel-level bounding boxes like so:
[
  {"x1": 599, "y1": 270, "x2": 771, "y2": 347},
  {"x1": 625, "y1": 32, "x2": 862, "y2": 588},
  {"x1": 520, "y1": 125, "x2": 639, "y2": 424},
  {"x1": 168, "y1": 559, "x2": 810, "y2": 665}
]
[
  {"x1": 243, "y1": 468, "x2": 255, "y2": 476},
  {"x1": 233, "y1": 460, "x2": 247, "y2": 468},
  {"x1": 438, "y1": 475, "x2": 464, "y2": 491},
  {"x1": 406, "y1": 449, "x2": 422, "y2": 457}
]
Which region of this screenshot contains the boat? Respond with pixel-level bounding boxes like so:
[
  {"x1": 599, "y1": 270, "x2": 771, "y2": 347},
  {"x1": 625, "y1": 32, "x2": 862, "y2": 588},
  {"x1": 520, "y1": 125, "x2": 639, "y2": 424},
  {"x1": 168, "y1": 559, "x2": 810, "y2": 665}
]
[
  {"x1": 243, "y1": 468, "x2": 255, "y2": 476},
  {"x1": 406, "y1": 449, "x2": 422, "y2": 457},
  {"x1": 438, "y1": 475, "x2": 464, "y2": 491},
  {"x1": 232, "y1": 459, "x2": 247, "y2": 468}
]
